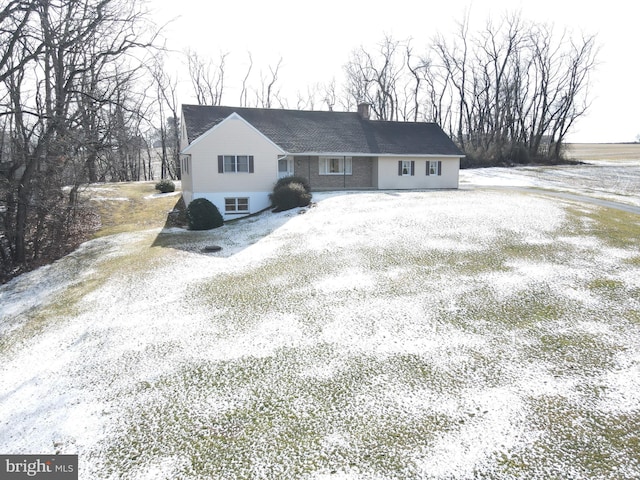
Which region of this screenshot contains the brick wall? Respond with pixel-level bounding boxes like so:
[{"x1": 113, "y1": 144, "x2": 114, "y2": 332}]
[{"x1": 293, "y1": 156, "x2": 376, "y2": 190}]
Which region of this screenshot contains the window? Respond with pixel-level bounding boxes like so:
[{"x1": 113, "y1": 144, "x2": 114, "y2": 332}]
[
  {"x1": 225, "y1": 197, "x2": 249, "y2": 213},
  {"x1": 278, "y1": 157, "x2": 294, "y2": 178},
  {"x1": 181, "y1": 156, "x2": 190, "y2": 175},
  {"x1": 319, "y1": 156, "x2": 352, "y2": 175},
  {"x1": 427, "y1": 161, "x2": 442, "y2": 176},
  {"x1": 398, "y1": 160, "x2": 415, "y2": 176},
  {"x1": 218, "y1": 155, "x2": 254, "y2": 173}
]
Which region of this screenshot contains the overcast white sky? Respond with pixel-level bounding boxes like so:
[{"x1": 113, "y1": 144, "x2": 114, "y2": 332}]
[{"x1": 153, "y1": 0, "x2": 640, "y2": 143}]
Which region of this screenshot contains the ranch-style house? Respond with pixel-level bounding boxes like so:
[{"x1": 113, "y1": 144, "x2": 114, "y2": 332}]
[{"x1": 180, "y1": 104, "x2": 464, "y2": 220}]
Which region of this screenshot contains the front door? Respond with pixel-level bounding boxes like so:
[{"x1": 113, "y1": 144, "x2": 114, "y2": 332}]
[{"x1": 278, "y1": 158, "x2": 294, "y2": 178}]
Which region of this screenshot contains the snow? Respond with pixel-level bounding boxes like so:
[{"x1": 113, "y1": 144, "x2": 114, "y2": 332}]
[
  {"x1": 1, "y1": 163, "x2": 640, "y2": 479},
  {"x1": 460, "y1": 160, "x2": 640, "y2": 208},
  {"x1": 89, "y1": 196, "x2": 129, "y2": 202},
  {"x1": 143, "y1": 191, "x2": 181, "y2": 200}
]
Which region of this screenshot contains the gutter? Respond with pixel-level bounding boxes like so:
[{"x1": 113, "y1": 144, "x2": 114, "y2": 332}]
[{"x1": 288, "y1": 152, "x2": 465, "y2": 158}]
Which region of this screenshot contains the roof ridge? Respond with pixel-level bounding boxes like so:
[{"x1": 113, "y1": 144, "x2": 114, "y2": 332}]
[
  {"x1": 182, "y1": 104, "x2": 359, "y2": 116},
  {"x1": 181, "y1": 104, "x2": 463, "y2": 156}
]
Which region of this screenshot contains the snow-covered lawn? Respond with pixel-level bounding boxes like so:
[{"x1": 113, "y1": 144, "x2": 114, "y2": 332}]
[
  {"x1": 460, "y1": 160, "x2": 640, "y2": 209},
  {"x1": 1, "y1": 163, "x2": 639, "y2": 479}
]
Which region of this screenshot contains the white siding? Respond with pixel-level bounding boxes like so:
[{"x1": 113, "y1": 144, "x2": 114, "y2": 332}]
[
  {"x1": 182, "y1": 114, "x2": 284, "y2": 219},
  {"x1": 193, "y1": 191, "x2": 271, "y2": 221},
  {"x1": 376, "y1": 156, "x2": 460, "y2": 190},
  {"x1": 181, "y1": 111, "x2": 462, "y2": 220},
  {"x1": 180, "y1": 155, "x2": 193, "y2": 205}
]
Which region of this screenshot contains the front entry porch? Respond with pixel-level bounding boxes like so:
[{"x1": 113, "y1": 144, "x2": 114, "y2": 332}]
[
  {"x1": 278, "y1": 157, "x2": 294, "y2": 179},
  {"x1": 290, "y1": 155, "x2": 377, "y2": 190}
]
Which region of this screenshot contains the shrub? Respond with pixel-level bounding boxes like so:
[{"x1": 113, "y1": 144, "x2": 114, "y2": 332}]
[
  {"x1": 270, "y1": 176, "x2": 312, "y2": 212},
  {"x1": 155, "y1": 179, "x2": 175, "y2": 193},
  {"x1": 508, "y1": 144, "x2": 531, "y2": 165},
  {"x1": 273, "y1": 175, "x2": 311, "y2": 193},
  {"x1": 187, "y1": 198, "x2": 223, "y2": 230}
]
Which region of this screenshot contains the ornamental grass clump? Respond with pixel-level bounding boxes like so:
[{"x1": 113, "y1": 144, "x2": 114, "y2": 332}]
[
  {"x1": 270, "y1": 176, "x2": 312, "y2": 212},
  {"x1": 187, "y1": 198, "x2": 224, "y2": 230}
]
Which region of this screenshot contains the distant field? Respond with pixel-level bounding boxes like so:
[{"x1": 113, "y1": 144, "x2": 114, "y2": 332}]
[{"x1": 566, "y1": 143, "x2": 640, "y2": 161}]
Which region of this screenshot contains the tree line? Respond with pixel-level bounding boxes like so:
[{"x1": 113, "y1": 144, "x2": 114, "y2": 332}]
[
  {"x1": 343, "y1": 15, "x2": 596, "y2": 164},
  {"x1": 0, "y1": 1, "x2": 597, "y2": 282},
  {"x1": 0, "y1": 0, "x2": 168, "y2": 281},
  {"x1": 189, "y1": 13, "x2": 597, "y2": 164}
]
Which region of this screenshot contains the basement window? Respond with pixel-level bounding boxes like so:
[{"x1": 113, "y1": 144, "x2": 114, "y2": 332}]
[{"x1": 225, "y1": 197, "x2": 249, "y2": 213}]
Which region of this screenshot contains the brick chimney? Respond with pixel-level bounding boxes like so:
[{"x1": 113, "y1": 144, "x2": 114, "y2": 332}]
[{"x1": 357, "y1": 102, "x2": 370, "y2": 120}]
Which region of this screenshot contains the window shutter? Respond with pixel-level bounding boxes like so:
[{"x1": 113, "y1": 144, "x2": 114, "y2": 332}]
[
  {"x1": 426, "y1": 161, "x2": 430, "y2": 176},
  {"x1": 398, "y1": 161, "x2": 403, "y2": 176},
  {"x1": 410, "y1": 161, "x2": 415, "y2": 176},
  {"x1": 437, "y1": 161, "x2": 442, "y2": 175},
  {"x1": 218, "y1": 155, "x2": 223, "y2": 173},
  {"x1": 249, "y1": 155, "x2": 254, "y2": 173}
]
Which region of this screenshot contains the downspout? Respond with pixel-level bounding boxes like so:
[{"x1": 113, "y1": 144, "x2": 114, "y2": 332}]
[{"x1": 343, "y1": 156, "x2": 346, "y2": 188}]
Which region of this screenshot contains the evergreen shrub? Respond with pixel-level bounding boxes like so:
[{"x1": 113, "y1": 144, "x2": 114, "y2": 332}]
[
  {"x1": 187, "y1": 198, "x2": 224, "y2": 230},
  {"x1": 270, "y1": 176, "x2": 312, "y2": 212},
  {"x1": 155, "y1": 179, "x2": 175, "y2": 193}
]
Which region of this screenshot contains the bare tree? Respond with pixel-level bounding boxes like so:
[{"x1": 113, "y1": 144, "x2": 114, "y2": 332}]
[
  {"x1": 263, "y1": 57, "x2": 283, "y2": 108},
  {"x1": 0, "y1": 0, "x2": 158, "y2": 281},
  {"x1": 547, "y1": 35, "x2": 597, "y2": 158},
  {"x1": 72, "y1": 48, "x2": 152, "y2": 185},
  {"x1": 405, "y1": 42, "x2": 430, "y2": 121},
  {"x1": 344, "y1": 35, "x2": 406, "y2": 120},
  {"x1": 150, "y1": 55, "x2": 180, "y2": 179},
  {"x1": 426, "y1": 12, "x2": 598, "y2": 163},
  {"x1": 187, "y1": 49, "x2": 228, "y2": 106},
  {"x1": 0, "y1": 0, "x2": 43, "y2": 85},
  {"x1": 296, "y1": 84, "x2": 320, "y2": 110},
  {"x1": 239, "y1": 51, "x2": 253, "y2": 107},
  {"x1": 321, "y1": 78, "x2": 337, "y2": 111},
  {"x1": 252, "y1": 57, "x2": 283, "y2": 108},
  {"x1": 478, "y1": 13, "x2": 525, "y2": 150},
  {"x1": 431, "y1": 15, "x2": 473, "y2": 148}
]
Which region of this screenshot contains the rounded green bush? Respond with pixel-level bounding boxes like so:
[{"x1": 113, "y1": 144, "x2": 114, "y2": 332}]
[
  {"x1": 187, "y1": 198, "x2": 224, "y2": 230},
  {"x1": 270, "y1": 181, "x2": 312, "y2": 212},
  {"x1": 155, "y1": 179, "x2": 175, "y2": 193}
]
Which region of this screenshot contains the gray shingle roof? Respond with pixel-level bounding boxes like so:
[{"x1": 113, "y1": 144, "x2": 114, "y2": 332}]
[{"x1": 182, "y1": 105, "x2": 463, "y2": 156}]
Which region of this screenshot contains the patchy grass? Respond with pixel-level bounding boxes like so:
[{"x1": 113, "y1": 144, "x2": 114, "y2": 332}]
[
  {"x1": 84, "y1": 181, "x2": 182, "y2": 238},
  {"x1": 98, "y1": 196, "x2": 640, "y2": 479},
  {"x1": 0, "y1": 181, "x2": 181, "y2": 355},
  {"x1": 0, "y1": 182, "x2": 183, "y2": 354},
  {"x1": 574, "y1": 208, "x2": 640, "y2": 249},
  {"x1": 0, "y1": 231, "x2": 171, "y2": 357},
  {"x1": 108, "y1": 346, "x2": 511, "y2": 479},
  {"x1": 509, "y1": 396, "x2": 640, "y2": 478},
  {"x1": 2, "y1": 179, "x2": 640, "y2": 479}
]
